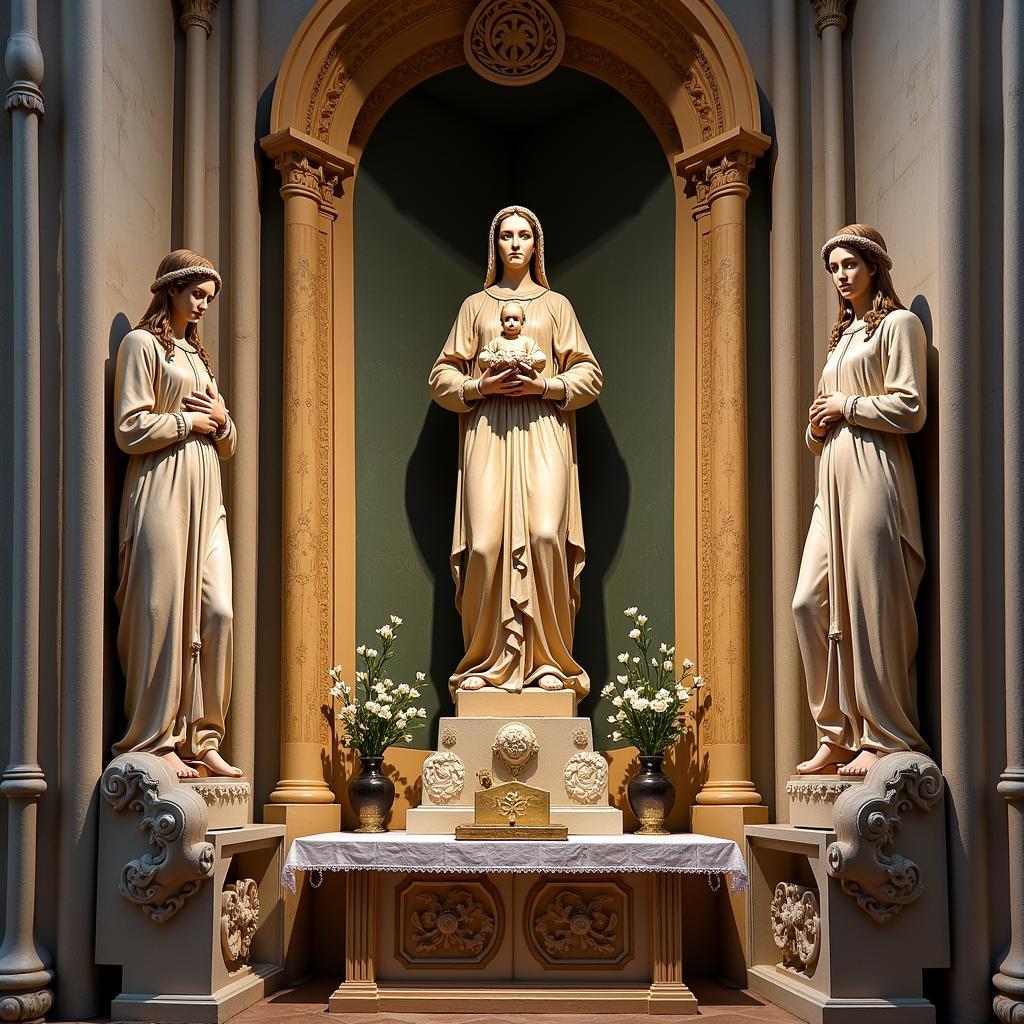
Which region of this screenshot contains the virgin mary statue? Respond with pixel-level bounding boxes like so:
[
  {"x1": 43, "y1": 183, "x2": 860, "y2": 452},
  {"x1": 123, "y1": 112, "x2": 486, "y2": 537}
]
[{"x1": 429, "y1": 206, "x2": 603, "y2": 699}]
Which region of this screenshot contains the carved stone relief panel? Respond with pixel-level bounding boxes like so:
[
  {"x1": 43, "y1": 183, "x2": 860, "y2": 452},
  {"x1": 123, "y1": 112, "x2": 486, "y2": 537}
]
[
  {"x1": 770, "y1": 882, "x2": 820, "y2": 973},
  {"x1": 221, "y1": 878, "x2": 260, "y2": 969},
  {"x1": 525, "y1": 877, "x2": 633, "y2": 968},
  {"x1": 464, "y1": 0, "x2": 565, "y2": 86},
  {"x1": 396, "y1": 876, "x2": 503, "y2": 967}
]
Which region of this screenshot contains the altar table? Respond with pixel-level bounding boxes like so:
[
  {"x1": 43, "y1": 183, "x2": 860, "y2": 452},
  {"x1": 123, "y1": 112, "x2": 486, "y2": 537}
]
[{"x1": 284, "y1": 831, "x2": 747, "y2": 1015}]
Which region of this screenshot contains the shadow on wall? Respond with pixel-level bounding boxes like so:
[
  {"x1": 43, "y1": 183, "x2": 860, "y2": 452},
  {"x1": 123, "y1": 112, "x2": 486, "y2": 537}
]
[{"x1": 908, "y1": 294, "x2": 940, "y2": 757}]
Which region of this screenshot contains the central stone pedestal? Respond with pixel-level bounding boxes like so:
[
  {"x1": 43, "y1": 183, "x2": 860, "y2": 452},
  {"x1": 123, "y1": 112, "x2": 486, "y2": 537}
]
[{"x1": 406, "y1": 689, "x2": 623, "y2": 836}]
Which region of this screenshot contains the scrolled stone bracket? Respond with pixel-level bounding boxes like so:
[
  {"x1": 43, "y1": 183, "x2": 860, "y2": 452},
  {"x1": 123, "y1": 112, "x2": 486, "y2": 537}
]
[
  {"x1": 0, "y1": 989, "x2": 54, "y2": 1024},
  {"x1": 100, "y1": 754, "x2": 215, "y2": 924},
  {"x1": 826, "y1": 752, "x2": 944, "y2": 924}
]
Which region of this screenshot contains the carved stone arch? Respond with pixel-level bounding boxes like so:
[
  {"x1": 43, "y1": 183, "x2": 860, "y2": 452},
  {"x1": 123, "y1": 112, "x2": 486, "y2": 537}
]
[{"x1": 262, "y1": 0, "x2": 771, "y2": 812}]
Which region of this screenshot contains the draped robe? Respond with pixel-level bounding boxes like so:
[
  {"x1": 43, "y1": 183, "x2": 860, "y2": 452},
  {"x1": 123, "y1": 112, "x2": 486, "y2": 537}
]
[{"x1": 429, "y1": 287, "x2": 602, "y2": 697}]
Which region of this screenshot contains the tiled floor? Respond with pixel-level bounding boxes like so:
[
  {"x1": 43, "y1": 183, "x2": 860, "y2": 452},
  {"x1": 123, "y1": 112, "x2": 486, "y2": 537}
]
[{"x1": 233, "y1": 976, "x2": 799, "y2": 1023}]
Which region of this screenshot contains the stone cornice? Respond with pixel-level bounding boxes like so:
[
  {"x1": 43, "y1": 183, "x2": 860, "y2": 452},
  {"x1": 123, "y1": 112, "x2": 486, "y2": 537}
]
[
  {"x1": 179, "y1": 0, "x2": 218, "y2": 36},
  {"x1": 261, "y1": 127, "x2": 355, "y2": 212},
  {"x1": 811, "y1": 0, "x2": 848, "y2": 35},
  {"x1": 677, "y1": 126, "x2": 770, "y2": 205}
]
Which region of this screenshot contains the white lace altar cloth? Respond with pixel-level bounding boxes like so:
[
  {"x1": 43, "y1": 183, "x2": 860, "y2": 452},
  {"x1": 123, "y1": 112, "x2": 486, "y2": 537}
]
[{"x1": 283, "y1": 830, "x2": 748, "y2": 893}]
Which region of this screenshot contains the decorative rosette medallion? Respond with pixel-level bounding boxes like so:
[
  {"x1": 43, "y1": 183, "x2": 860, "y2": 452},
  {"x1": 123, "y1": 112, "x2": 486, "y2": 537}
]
[
  {"x1": 422, "y1": 751, "x2": 466, "y2": 804},
  {"x1": 464, "y1": 0, "x2": 565, "y2": 86},
  {"x1": 492, "y1": 721, "x2": 539, "y2": 779},
  {"x1": 563, "y1": 752, "x2": 608, "y2": 805}
]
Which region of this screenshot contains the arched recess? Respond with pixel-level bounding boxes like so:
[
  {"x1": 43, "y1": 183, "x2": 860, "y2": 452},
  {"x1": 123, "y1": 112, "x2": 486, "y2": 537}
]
[{"x1": 261, "y1": 0, "x2": 769, "y2": 812}]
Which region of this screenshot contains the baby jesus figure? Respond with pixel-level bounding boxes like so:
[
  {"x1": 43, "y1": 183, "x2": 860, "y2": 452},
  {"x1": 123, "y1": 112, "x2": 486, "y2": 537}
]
[{"x1": 478, "y1": 302, "x2": 546, "y2": 376}]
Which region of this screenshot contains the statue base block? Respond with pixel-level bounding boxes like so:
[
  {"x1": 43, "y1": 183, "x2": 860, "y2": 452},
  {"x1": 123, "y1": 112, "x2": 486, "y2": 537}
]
[
  {"x1": 183, "y1": 778, "x2": 252, "y2": 830},
  {"x1": 785, "y1": 774, "x2": 861, "y2": 829}
]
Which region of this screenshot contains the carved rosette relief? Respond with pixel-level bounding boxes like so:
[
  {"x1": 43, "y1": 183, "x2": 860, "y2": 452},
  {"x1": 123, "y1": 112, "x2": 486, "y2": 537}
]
[
  {"x1": 221, "y1": 879, "x2": 260, "y2": 968},
  {"x1": 527, "y1": 879, "x2": 633, "y2": 968},
  {"x1": 397, "y1": 878, "x2": 502, "y2": 967},
  {"x1": 440, "y1": 726, "x2": 458, "y2": 748},
  {"x1": 827, "y1": 754, "x2": 944, "y2": 924},
  {"x1": 493, "y1": 721, "x2": 539, "y2": 779},
  {"x1": 770, "y1": 883, "x2": 820, "y2": 972},
  {"x1": 101, "y1": 756, "x2": 215, "y2": 923},
  {"x1": 563, "y1": 752, "x2": 608, "y2": 805},
  {"x1": 464, "y1": 0, "x2": 565, "y2": 85},
  {"x1": 422, "y1": 751, "x2": 466, "y2": 803}
]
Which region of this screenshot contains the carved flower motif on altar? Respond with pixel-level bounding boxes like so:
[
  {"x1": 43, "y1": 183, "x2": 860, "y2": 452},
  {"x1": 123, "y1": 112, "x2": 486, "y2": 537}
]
[
  {"x1": 411, "y1": 889, "x2": 495, "y2": 954},
  {"x1": 221, "y1": 878, "x2": 260, "y2": 967},
  {"x1": 422, "y1": 751, "x2": 465, "y2": 804},
  {"x1": 563, "y1": 752, "x2": 608, "y2": 805},
  {"x1": 534, "y1": 890, "x2": 618, "y2": 955},
  {"x1": 770, "y1": 882, "x2": 820, "y2": 972},
  {"x1": 492, "y1": 721, "x2": 539, "y2": 778}
]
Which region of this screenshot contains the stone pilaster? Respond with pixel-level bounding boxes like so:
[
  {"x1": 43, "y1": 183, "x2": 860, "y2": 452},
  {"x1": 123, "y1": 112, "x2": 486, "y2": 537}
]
[
  {"x1": 810, "y1": 0, "x2": 848, "y2": 232},
  {"x1": 0, "y1": 2, "x2": 53, "y2": 1020}
]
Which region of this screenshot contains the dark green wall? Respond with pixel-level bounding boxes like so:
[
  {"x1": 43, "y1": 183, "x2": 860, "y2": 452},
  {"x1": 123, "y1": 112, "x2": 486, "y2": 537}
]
[{"x1": 354, "y1": 66, "x2": 675, "y2": 748}]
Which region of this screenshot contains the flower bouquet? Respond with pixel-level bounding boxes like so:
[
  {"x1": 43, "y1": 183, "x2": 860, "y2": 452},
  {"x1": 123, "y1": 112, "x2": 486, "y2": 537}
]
[
  {"x1": 601, "y1": 606, "x2": 706, "y2": 835},
  {"x1": 328, "y1": 614, "x2": 428, "y2": 832}
]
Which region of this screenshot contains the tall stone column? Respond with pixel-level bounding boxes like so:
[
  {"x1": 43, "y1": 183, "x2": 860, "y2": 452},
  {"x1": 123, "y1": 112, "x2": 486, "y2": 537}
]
[
  {"x1": 226, "y1": 0, "x2": 259, "y2": 786},
  {"x1": 55, "y1": 0, "x2": 104, "y2": 1016},
  {"x1": 770, "y1": 0, "x2": 806, "y2": 816},
  {"x1": 0, "y1": 2, "x2": 53, "y2": 1020},
  {"x1": 178, "y1": 0, "x2": 217, "y2": 251},
  {"x1": 811, "y1": 0, "x2": 848, "y2": 231},
  {"x1": 994, "y1": 2, "x2": 1024, "y2": 1019},
  {"x1": 268, "y1": 147, "x2": 339, "y2": 806}
]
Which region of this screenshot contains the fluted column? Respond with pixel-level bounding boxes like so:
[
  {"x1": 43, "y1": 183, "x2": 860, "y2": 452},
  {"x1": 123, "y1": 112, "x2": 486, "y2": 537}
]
[
  {"x1": 261, "y1": 133, "x2": 352, "y2": 805},
  {"x1": 937, "y1": 1, "x2": 988, "y2": 1020},
  {"x1": 0, "y1": 2, "x2": 53, "y2": 1021},
  {"x1": 225, "y1": 0, "x2": 259, "y2": 786},
  {"x1": 812, "y1": 0, "x2": 848, "y2": 231},
  {"x1": 770, "y1": 0, "x2": 805, "y2": 816},
  {"x1": 994, "y1": 1, "x2": 1024, "y2": 1019},
  {"x1": 55, "y1": 0, "x2": 104, "y2": 1016},
  {"x1": 680, "y1": 129, "x2": 770, "y2": 808},
  {"x1": 179, "y1": 0, "x2": 217, "y2": 251}
]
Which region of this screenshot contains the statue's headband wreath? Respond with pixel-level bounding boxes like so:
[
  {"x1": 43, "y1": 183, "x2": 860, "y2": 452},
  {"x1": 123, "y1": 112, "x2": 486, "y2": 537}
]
[
  {"x1": 151, "y1": 265, "x2": 223, "y2": 293},
  {"x1": 821, "y1": 234, "x2": 893, "y2": 270}
]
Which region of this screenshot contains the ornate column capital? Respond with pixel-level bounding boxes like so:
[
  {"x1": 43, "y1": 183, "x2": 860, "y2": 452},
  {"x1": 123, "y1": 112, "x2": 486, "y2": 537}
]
[
  {"x1": 811, "y1": 0, "x2": 848, "y2": 35},
  {"x1": 677, "y1": 126, "x2": 770, "y2": 211},
  {"x1": 262, "y1": 127, "x2": 355, "y2": 216},
  {"x1": 178, "y1": 0, "x2": 218, "y2": 36}
]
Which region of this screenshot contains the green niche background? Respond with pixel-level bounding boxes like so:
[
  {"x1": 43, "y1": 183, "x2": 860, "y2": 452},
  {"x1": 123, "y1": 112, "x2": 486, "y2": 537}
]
[{"x1": 354, "y1": 66, "x2": 675, "y2": 749}]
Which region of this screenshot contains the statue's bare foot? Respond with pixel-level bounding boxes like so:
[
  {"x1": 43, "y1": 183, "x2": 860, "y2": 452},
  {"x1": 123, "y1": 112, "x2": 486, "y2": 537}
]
[
  {"x1": 198, "y1": 749, "x2": 243, "y2": 778},
  {"x1": 459, "y1": 676, "x2": 487, "y2": 691},
  {"x1": 796, "y1": 742, "x2": 851, "y2": 775},
  {"x1": 537, "y1": 674, "x2": 565, "y2": 691},
  {"x1": 162, "y1": 751, "x2": 199, "y2": 779},
  {"x1": 837, "y1": 749, "x2": 881, "y2": 777}
]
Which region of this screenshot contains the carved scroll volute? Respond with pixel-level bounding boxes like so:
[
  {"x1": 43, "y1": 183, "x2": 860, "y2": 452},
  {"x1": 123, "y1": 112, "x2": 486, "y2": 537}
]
[
  {"x1": 100, "y1": 753, "x2": 215, "y2": 923},
  {"x1": 826, "y1": 753, "x2": 944, "y2": 924}
]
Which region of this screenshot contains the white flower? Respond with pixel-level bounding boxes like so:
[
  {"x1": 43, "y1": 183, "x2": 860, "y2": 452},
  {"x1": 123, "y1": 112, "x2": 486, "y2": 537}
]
[
  {"x1": 651, "y1": 698, "x2": 670, "y2": 713},
  {"x1": 615, "y1": 710, "x2": 626, "y2": 722},
  {"x1": 355, "y1": 671, "x2": 367, "y2": 683},
  {"x1": 404, "y1": 734, "x2": 413, "y2": 742},
  {"x1": 676, "y1": 686, "x2": 690, "y2": 701},
  {"x1": 607, "y1": 715, "x2": 617, "y2": 723},
  {"x1": 612, "y1": 730, "x2": 623, "y2": 741},
  {"x1": 623, "y1": 688, "x2": 638, "y2": 700},
  {"x1": 651, "y1": 658, "x2": 659, "y2": 667},
  {"x1": 692, "y1": 675, "x2": 704, "y2": 688},
  {"x1": 628, "y1": 628, "x2": 641, "y2": 640},
  {"x1": 417, "y1": 707, "x2": 427, "y2": 718},
  {"x1": 395, "y1": 714, "x2": 408, "y2": 727},
  {"x1": 624, "y1": 606, "x2": 638, "y2": 618},
  {"x1": 637, "y1": 614, "x2": 648, "y2": 624},
  {"x1": 659, "y1": 643, "x2": 669, "y2": 654},
  {"x1": 377, "y1": 706, "x2": 392, "y2": 719},
  {"x1": 341, "y1": 704, "x2": 357, "y2": 721},
  {"x1": 682, "y1": 658, "x2": 694, "y2": 671},
  {"x1": 415, "y1": 671, "x2": 426, "y2": 682},
  {"x1": 617, "y1": 653, "x2": 630, "y2": 664},
  {"x1": 655, "y1": 688, "x2": 671, "y2": 700},
  {"x1": 376, "y1": 624, "x2": 393, "y2": 639},
  {"x1": 663, "y1": 660, "x2": 674, "y2": 672},
  {"x1": 409, "y1": 688, "x2": 420, "y2": 698},
  {"x1": 397, "y1": 683, "x2": 410, "y2": 694},
  {"x1": 616, "y1": 674, "x2": 628, "y2": 684},
  {"x1": 632, "y1": 656, "x2": 641, "y2": 664},
  {"x1": 390, "y1": 614, "x2": 403, "y2": 626},
  {"x1": 600, "y1": 682, "x2": 615, "y2": 697},
  {"x1": 364, "y1": 700, "x2": 381, "y2": 714},
  {"x1": 374, "y1": 681, "x2": 388, "y2": 694},
  {"x1": 631, "y1": 696, "x2": 650, "y2": 711},
  {"x1": 329, "y1": 683, "x2": 345, "y2": 699},
  {"x1": 356, "y1": 644, "x2": 366, "y2": 656},
  {"x1": 611, "y1": 695, "x2": 623, "y2": 707},
  {"x1": 366, "y1": 648, "x2": 379, "y2": 659}
]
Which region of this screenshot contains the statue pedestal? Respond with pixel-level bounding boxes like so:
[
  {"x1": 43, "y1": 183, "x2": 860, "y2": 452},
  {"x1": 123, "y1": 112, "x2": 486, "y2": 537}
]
[
  {"x1": 96, "y1": 755, "x2": 285, "y2": 1024},
  {"x1": 406, "y1": 690, "x2": 623, "y2": 836},
  {"x1": 785, "y1": 774, "x2": 861, "y2": 829},
  {"x1": 745, "y1": 755, "x2": 949, "y2": 1022}
]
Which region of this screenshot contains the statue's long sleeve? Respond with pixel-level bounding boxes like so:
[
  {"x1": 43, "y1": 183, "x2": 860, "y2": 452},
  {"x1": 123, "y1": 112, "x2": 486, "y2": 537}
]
[
  {"x1": 114, "y1": 330, "x2": 189, "y2": 453},
  {"x1": 429, "y1": 296, "x2": 479, "y2": 412},
  {"x1": 550, "y1": 293, "x2": 603, "y2": 412}
]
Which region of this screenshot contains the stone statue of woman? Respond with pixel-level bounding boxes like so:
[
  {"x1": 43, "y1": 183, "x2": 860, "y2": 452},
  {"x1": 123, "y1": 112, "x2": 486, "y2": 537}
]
[
  {"x1": 112, "y1": 250, "x2": 241, "y2": 778},
  {"x1": 793, "y1": 224, "x2": 928, "y2": 777},
  {"x1": 429, "y1": 206, "x2": 603, "y2": 699}
]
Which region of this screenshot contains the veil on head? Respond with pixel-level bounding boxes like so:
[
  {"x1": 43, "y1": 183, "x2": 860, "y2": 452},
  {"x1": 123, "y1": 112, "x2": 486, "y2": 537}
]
[{"x1": 484, "y1": 205, "x2": 549, "y2": 288}]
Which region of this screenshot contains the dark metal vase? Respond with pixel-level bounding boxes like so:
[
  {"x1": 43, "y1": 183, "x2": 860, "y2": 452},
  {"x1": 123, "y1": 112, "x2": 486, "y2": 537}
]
[
  {"x1": 348, "y1": 755, "x2": 394, "y2": 833},
  {"x1": 627, "y1": 754, "x2": 675, "y2": 835}
]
